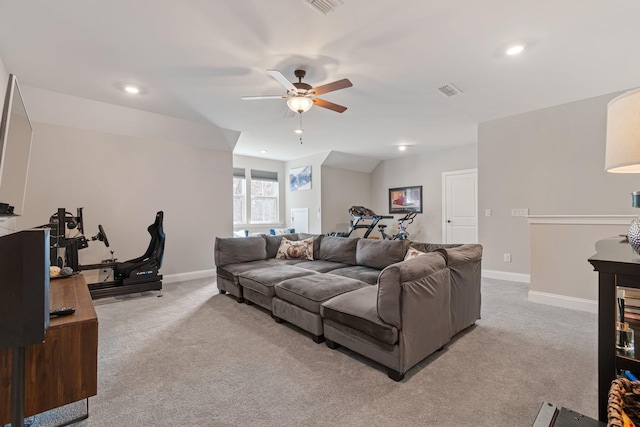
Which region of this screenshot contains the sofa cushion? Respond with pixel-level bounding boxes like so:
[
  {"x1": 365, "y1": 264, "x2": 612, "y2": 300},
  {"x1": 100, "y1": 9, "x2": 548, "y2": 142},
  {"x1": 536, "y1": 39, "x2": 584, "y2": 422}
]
[
  {"x1": 216, "y1": 260, "x2": 275, "y2": 283},
  {"x1": 356, "y1": 239, "x2": 409, "y2": 270},
  {"x1": 275, "y1": 274, "x2": 368, "y2": 314},
  {"x1": 266, "y1": 258, "x2": 306, "y2": 265},
  {"x1": 297, "y1": 233, "x2": 322, "y2": 255},
  {"x1": 321, "y1": 286, "x2": 398, "y2": 345},
  {"x1": 318, "y1": 236, "x2": 358, "y2": 265},
  {"x1": 276, "y1": 237, "x2": 314, "y2": 260},
  {"x1": 214, "y1": 236, "x2": 267, "y2": 266},
  {"x1": 329, "y1": 265, "x2": 380, "y2": 285},
  {"x1": 293, "y1": 260, "x2": 350, "y2": 273},
  {"x1": 404, "y1": 246, "x2": 427, "y2": 261},
  {"x1": 263, "y1": 234, "x2": 298, "y2": 259},
  {"x1": 238, "y1": 265, "x2": 316, "y2": 297}
]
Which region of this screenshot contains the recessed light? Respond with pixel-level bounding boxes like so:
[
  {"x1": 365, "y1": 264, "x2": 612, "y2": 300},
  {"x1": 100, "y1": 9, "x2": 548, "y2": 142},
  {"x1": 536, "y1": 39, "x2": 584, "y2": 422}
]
[
  {"x1": 398, "y1": 146, "x2": 407, "y2": 151},
  {"x1": 115, "y1": 82, "x2": 148, "y2": 94},
  {"x1": 506, "y1": 44, "x2": 525, "y2": 56},
  {"x1": 124, "y1": 85, "x2": 140, "y2": 94},
  {"x1": 260, "y1": 150, "x2": 267, "y2": 154},
  {"x1": 294, "y1": 129, "x2": 303, "y2": 135}
]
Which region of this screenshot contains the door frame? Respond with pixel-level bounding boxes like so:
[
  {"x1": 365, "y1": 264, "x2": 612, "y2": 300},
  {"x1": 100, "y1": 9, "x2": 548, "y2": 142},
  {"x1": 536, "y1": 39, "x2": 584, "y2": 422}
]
[{"x1": 441, "y1": 168, "x2": 478, "y2": 243}]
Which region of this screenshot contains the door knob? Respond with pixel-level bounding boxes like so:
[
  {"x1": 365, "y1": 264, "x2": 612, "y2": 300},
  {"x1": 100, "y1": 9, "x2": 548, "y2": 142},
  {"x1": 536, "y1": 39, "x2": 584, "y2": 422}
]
[{"x1": 447, "y1": 220, "x2": 451, "y2": 223}]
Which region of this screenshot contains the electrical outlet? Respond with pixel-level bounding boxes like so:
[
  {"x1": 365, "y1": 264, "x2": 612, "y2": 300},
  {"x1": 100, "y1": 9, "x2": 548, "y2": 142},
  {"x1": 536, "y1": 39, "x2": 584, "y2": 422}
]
[
  {"x1": 511, "y1": 208, "x2": 529, "y2": 217},
  {"x1": 485, "y1": 209, "x2": 492, "y2": 217},
  {"x1": 504, "y1": 253, "x2": 511, "y2": 262}
]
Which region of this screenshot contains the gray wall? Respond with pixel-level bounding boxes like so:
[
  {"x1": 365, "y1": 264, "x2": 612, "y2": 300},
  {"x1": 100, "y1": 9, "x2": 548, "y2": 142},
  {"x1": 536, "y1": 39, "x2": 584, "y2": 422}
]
[
  {"x1": 20, "y1": 123, "x2": 232, "y2": 276},
  {"x1": 370, "y1": 145, "x2": 477, "y2": 243},
  {"x1": 320, "y1": 165, "x2": 371, "y2": 236},
  {"x1": 478, "y1": 91, "x2": 639, "y2": 275},
  {"x1": 285, "y1": 152, "x2": 329, "y2": 234},
  {"x1": 10, "y1": 83, "x2": 235, "y2": 277},
  {"x1": 0, "y1": 57, "x2": 7, "y2": 108}
]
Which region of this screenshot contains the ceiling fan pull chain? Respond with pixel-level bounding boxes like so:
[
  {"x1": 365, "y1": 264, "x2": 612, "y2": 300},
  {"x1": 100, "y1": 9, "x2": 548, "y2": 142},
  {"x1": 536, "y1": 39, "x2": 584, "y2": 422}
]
[{"x1": 299, "y1": 113, "x2": 304, "y2": 144}]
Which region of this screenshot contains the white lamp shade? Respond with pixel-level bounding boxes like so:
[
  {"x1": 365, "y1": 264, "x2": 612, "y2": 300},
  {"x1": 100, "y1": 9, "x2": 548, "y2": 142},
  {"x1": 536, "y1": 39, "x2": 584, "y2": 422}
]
[
  {"x1": 606, "y1": 88, "x2": 640, "y2": 173},
  {"x1": 287, "y1": 96, "x2": 313, "y2": 113}
]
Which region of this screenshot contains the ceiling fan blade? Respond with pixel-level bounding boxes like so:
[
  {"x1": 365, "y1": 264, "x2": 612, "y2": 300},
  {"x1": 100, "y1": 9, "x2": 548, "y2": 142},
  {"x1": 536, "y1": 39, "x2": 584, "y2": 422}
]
[
  {"x1": 241, "y1": 95, "x2": 288, "y2": 100},
  {"x1": 267, "y1": 69, "x2": 297, "y2": 93},
  {"x1": 313, "y1": 98, "x2": 348, "y2": 113},
  {"x1": 311, "y1": 78, "x2": 353, "y2": 96}
]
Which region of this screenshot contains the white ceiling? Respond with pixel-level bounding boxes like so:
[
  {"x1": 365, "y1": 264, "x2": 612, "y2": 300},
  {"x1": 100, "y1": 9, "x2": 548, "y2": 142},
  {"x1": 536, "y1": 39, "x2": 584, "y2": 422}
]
[{"x1": 1, "y1": 0, "x2": 639, "y2": 162}]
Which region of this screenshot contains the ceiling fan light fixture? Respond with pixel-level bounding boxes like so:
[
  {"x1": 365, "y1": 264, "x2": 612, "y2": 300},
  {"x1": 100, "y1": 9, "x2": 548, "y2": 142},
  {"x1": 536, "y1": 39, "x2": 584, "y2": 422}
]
[
  {"x1": 287, "y1": 96, "x2": 313, "y2": 113},
  {"x1": 294, "y1": 128, "x2": 304, "y2": 134}
]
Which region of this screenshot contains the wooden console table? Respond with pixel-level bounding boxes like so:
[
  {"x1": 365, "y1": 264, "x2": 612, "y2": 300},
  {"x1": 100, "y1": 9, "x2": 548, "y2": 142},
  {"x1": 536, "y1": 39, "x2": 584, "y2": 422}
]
[
  {"x1": 589, "y1": 237, "x2": 640, "y2": 422},
  {"x1": 0, "y1": 274, "x2": 98, "y2": 424}
]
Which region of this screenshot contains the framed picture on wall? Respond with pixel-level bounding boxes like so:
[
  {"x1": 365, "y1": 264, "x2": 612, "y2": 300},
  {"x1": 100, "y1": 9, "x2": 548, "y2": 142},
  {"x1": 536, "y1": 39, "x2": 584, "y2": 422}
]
[
  {"x1": 289, "y1": 166, "x2": 312, "y2": 191},
  {"x1": 389, "y1": 185, "x2": 423, "y2": 214}
]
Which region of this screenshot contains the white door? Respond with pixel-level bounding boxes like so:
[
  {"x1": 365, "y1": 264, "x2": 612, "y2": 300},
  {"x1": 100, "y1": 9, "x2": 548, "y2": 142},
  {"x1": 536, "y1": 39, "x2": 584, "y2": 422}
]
[
  {"x1": 291, "y1": 208, "x2": 309, "y2": 233},
  {"x1": 442, "y1": 169, "x2": 478, "y2": 243}
]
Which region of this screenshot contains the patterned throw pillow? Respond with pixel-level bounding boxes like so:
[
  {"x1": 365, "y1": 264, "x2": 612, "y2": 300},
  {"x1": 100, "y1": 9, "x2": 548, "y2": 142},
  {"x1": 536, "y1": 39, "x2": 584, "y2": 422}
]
[
  {"x1": 276, "y1": 237, "x2": 314, "y2": 260},
  {"x1": 404, "y1": 246, "x2": 427, "y2": 261}
]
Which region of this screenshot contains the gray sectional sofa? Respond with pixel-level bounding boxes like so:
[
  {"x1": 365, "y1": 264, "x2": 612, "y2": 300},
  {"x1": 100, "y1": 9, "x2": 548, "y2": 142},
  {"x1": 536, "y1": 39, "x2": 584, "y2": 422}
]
[{"x1": 214, "y1": 233, "x2": 482, "y2": 381}]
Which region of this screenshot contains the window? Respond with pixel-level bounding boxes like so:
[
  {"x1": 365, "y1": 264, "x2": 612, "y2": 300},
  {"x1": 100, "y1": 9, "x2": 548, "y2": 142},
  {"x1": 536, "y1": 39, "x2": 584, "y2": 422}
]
[
  {"x1": 232, "y1": 168, "x2": 279, "y2": 224},
  {"x1": 233, "y1": 168, "x2": 246, "y2": 224},
  {"x1": 250, "y1": 170, "x2": 279, "y2": 223}
]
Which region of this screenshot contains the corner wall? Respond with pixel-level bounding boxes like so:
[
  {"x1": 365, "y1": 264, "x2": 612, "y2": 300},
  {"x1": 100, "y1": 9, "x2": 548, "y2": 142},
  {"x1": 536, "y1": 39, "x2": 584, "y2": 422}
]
[
  {"x1": 320, "y1": 166, "x2": 371, "y2": 236},
  {"x1": 285, "y1": 152, "x2": 329, "y2": 234},
  {"x1": 17, "y1": 87, "x2": 236, "y2": 279},
  {"x1": 0, "y1": 56, "x2": 8, "y2": 107},
  {"x1": 478, "y1": 91, "x2": 638, "y2": 277},
  {"x1": 370, "y1": 145, "x2": 477, "y2": 242}
]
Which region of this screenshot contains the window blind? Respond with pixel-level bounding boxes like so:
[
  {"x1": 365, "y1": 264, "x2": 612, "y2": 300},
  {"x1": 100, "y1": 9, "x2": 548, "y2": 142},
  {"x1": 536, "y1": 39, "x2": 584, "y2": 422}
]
[
  {"x1": 251, "y1": 170, "x2": 278, "y2": 182},
  {"x1": 233, "y1": 168, "x2": 246, "y2": 178}
]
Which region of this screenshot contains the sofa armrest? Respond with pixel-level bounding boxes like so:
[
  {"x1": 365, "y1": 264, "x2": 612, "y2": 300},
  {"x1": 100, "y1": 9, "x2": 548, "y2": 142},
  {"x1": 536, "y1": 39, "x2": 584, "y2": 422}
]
[
  {"x1": 377, "y1": 251, "x2": 447, "y2": 329},
  {"x1": 400, "y1": 267, "x2": 453, "y2": 369},
  {"x1": 442, "y1": 244, "x2": 482, "y2": 334}
]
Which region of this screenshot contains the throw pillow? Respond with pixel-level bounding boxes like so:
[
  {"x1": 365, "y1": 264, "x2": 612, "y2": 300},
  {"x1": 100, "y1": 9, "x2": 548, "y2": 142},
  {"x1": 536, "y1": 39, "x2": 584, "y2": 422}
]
[
  {"x1": 270, "y1": 228, "x2": 295, "y2": 236},
  {"x1": 276, "y1": 237, "x2": 314, "y2": 260},
  {"x1": 404, "y1": 246, "x2": 427, "y2": 261}
]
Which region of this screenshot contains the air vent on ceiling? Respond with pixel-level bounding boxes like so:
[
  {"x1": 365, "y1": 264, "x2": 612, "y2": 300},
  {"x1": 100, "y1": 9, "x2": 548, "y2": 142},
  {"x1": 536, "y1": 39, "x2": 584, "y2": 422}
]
[
  {"x1": 304, "y1": 0, "x2": 344, "y2": 15},
  {"x1": 438, "y1": 83, "x2": 463, "y2": 97}
]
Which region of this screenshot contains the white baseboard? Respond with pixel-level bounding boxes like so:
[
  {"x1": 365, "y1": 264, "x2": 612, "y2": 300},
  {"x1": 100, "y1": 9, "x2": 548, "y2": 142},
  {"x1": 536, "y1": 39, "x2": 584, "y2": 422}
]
[
  {"x1": 163, "y1": 268, "x2": 216, "y2": 284},
  {"x1": 528, "y1": 290, "x2": 598, "y2": 313},
  {"x1": 482, "y1": 269, "x2": 530, "y2": 283}
]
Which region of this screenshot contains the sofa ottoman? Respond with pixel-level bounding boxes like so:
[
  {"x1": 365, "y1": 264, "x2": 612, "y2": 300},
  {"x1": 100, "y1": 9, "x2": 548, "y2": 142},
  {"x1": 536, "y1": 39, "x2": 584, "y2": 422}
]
[
  {"x1": 272, "y1": 273, "x2": 369, "y2": 343},
  {"x1": 238, "y1": 265, "x2": 317, "y2": 310}
]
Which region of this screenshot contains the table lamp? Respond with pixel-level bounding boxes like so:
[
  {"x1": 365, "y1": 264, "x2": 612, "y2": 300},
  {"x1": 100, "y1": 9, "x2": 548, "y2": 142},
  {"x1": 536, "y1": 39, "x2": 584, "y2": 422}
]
[{"x1": 606, "y1": 88, "x2": 640, "y2": 253}]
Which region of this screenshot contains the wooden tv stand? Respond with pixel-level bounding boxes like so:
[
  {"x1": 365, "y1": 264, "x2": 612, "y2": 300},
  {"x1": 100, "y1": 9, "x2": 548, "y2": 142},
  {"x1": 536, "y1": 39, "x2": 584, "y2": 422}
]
[{"x1": 0, "y1": 274, "x2": 98, "y2": 424}]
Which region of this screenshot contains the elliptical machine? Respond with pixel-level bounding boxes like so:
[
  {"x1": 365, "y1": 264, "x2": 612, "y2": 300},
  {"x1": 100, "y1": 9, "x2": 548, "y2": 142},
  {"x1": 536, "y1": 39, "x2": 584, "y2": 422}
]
[{"x1": 378, "y1": 212, "x2": 418, "y2": 240}]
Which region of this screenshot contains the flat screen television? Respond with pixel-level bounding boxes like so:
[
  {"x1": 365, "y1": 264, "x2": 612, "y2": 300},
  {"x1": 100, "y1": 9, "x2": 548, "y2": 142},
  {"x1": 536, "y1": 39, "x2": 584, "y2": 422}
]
[{"x1": 0, "y1": 73, "x2": 33, "y2": 217}]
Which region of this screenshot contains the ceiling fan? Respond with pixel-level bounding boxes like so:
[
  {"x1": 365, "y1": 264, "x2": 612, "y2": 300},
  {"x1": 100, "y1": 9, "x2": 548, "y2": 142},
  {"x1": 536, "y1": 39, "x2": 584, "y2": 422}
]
[{"x1": 242, "y1": 69, "x2": 353, "y2": 113}]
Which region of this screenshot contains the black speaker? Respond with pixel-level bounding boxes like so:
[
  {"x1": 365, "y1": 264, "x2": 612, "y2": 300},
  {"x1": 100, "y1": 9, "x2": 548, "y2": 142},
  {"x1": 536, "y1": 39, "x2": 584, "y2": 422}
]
[{"x1": 0, "y1": 228, "x2": 50, "y2": 349}]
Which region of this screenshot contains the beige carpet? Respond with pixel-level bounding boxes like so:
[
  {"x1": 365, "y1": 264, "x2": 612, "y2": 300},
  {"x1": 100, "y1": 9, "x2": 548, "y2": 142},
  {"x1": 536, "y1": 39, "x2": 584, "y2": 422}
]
[{"x1": 17, "y1": 277, "x2": 598, "y2": 426}]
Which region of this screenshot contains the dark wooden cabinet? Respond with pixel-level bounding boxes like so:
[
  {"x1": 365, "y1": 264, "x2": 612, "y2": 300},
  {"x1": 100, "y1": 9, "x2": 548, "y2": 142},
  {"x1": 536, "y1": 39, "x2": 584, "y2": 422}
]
[
  {"x1": 0, "y1": 274, "x2": 98, "y2": 424},
  {"x1": 589, "y1": 237, "x2": 640, "y2": 422}
]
